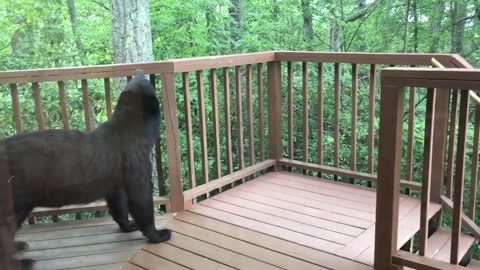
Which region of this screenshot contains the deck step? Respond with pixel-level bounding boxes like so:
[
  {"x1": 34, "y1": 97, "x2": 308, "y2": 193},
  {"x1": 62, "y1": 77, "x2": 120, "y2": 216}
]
[
  {"x1": 468, "y1": 259, "x2": 480, "y2": 269},
  {"x1": 424, "y1": 228, "x2": 476, "y2": 264}
]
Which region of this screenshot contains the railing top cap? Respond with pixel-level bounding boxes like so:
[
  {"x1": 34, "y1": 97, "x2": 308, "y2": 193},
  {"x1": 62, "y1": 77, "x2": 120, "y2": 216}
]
[
  {"x1": 0, "y1": 51, "x2": 472, "y2": 84},
  {"x1": 381, "y1": 67, "x2": 480, "y2": 89}
]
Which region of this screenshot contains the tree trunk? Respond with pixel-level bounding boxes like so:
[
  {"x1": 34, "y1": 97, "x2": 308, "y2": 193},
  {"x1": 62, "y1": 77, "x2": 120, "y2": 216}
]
[
  {"x1": 68, "y1": 0, "x2": 97, "y2": 131},
  {"x1": 229, "y1": 0, "x2": 242, "y2": 53},
  {"x1": 111, "y1": 0, "x2": 153, "y2": 91},
  {"x1": 412, "y1": 0, "x2": 419, "y2": 53},
  {"x1": 450, "y1": 0, "x2": 467, "y2": 54},
  {"x1": 330, "y1": 19, "x2": 341, "y2": 52},
  {"x1": 301, "y1": 0, "x2": 314, "y2": 41},
  {"x1": 429, "y1": 1, "x2": 445, "y2": 53},
  {"x1": 67, "y1": 0, "x2": 86, "y2": 66},
  {"x1": 402, "y1": 0, "x2": 412, "y2": 53},
  {"x1": 272, "y1": 0, "x2": 279, "y2": 19}
]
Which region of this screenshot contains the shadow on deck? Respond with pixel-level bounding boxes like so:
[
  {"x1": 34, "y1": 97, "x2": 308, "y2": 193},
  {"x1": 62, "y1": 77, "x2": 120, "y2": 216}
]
[{"x1": 17, "y1": 171, "x2": 439, "y2": 270}]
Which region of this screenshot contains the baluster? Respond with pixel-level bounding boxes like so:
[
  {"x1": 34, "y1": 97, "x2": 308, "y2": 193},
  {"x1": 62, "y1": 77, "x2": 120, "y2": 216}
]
[
  {"x1": 334, "y1": 63, "x2": 341, "y2": 180},
  {"x1": 104, "y1": 78, "x2": 112, "y2": 119},
  {"x1": 223, "y1": 68, "x2": 234, "y2": 176},
  {"x1": 451, "y1": 90, "x2": 469, "y2": 264},
  {"x1": 350, "y1": 64, "x2": 358, "y2": 183},
  {"x1": 470, "y1": 104, "x2": 480, "y2": 220},
  {"x1": 235, "y1": 66, "x2": 245, "y2": 182},
  {"x1": 287, "y1": 62, "x2": 294, "y2": 163},
  {"x1": 302, "y1": 62, "x2": 309, "y2": 175},
  {"x1": 257, "y1": 63, "x2": 265, "y2": 162},
  {"x1": 446, "y1": 90, "x2": 459, "y2": 198},
  {"x1": 368, "y1": 64, "x2": 376, "y2": 186},
  {"x1": 210, "y1": 69, "x2": 222, "y2": 182},
  {"x1": 196, "y1": 71, "x2": 209, "y2": 190},
  {"x1": 419, "y1": 88, "x2": 437, "y2": 256},
  {"x1": 183, "y1": 73, "x2": 196, "y2": 191},
  {"x1": 317, "y1": 63, "x2": 324, "y2": 177}
]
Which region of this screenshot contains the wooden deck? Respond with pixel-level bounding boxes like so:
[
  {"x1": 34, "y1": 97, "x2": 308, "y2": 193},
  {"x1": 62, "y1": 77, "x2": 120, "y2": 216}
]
[{"x1": 16, "y1": 171, "x2": 440, "y2": 270}]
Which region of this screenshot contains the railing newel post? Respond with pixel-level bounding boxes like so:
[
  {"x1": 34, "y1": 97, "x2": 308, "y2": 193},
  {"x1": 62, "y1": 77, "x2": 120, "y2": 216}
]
[
  {"x1": 267, "y1": 61, "x2": 282, "y2": 171},
  {"x1": 374, "y1": 79, "x2": 405, "y2": 270},
  {"x1": 161, "y1": 72, "x2": 185, "y2": 212}
]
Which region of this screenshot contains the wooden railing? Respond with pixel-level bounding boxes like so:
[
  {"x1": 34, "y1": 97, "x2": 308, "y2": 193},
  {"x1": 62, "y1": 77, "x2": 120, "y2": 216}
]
[
  {"x1": 0, "y1": 51, "x2": 474, "y2": 233},
  {"x1": 272, "y1": 52, "x2": 469, "y2": 191},
  {"x1": 375, "y1": 68, "x2": 480, "y2": 269}
]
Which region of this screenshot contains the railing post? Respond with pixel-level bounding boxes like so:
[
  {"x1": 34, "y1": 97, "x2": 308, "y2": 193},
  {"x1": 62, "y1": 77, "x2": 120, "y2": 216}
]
[
  {"x1": 267, "y1": 61, "x2": 282, "y2": 169},
  {"x1": 374, "y1": 81, "x2": 405, "y2": 270},
  {"x1": 419, "y1": 88, "x2": 436, "y2": 256},
  {"x1": 429, "y1": 89, "x2": 450, "y2": 218},
  {"x1": 451, "y1": 89, "x2": 470, "y2": 264},
  {"x1": 161, "y1": 72, "x2": 185, "y2": 212}
]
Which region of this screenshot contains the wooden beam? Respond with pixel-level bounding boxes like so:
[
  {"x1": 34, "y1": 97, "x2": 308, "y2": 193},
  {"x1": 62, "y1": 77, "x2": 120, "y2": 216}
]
[
  {"x1": 374, "y1": 84, "x2": 405, "y2": 270},
  {"x1": 441, "y1": 195, "x2": 480, "y2": 240},
  {"x1": 172, "y1": 52, "x2": 275, "y2": 73},
  {"x1": 183, "y1": 160, "x2": 276, "y2": 200},
  {"x1": 451, "y1": 90, "x2": 469, "y2": 264},
  {"x1": 161, "y1": 73, "x2": 184, "y2": 212},
  {"x1": 0, "y1": 62, "x2": 174, "y2": 84},
  {"x1": 419, "y1": 88, "x2": 436, "y2": 256},
  {"x1": 274, "y1": 51, "x2": 457, "y2": 66},
  {"x1": 277, "y1": 158, "x2": 422, "y2": 190},
  {"x1": 267, "y1": 62, "x2": 282, "y2": 163},
  {"x1": 30, "y1": 196, "x2": 169, "y2": 217},
  {"x1": 393, "y1": 251, "x2": 470, "y2": 270},
  {"x1": 382, "y1": 68, "x2": 480, "y2": 89}
]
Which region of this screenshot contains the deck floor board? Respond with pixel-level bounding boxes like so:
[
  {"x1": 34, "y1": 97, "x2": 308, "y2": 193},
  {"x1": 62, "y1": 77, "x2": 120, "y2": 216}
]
[{"x1": 16, "y1": 171, "x2": 435, "y2": 269}]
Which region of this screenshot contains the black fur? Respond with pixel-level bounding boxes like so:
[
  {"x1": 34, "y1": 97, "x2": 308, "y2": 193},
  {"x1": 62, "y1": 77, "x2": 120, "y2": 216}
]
[{"x1": 4, "y1": 70, "x2": 171, "y2": 268}]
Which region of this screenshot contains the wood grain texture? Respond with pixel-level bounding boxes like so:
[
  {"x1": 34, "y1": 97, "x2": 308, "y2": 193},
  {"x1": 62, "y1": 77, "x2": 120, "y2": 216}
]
[
  {"x1": 287, "y1": 62, "x2": 294, "y2": 160},
  {"x1": 267, "y1": 62, "x2": 282, "y2": 161},
  {"x1": 334, "y1": 63, "x2": 340, "y2": 172},
  {"x1": 223, "y1": 68, "x2": 234, "y2": 175},
  {"x1": 81, "y1": 79, "x2": 92, "y2": 131},
  {"x1": 210, "y1": 69, "x2": 222, "y2": 179},
  {"x1": 374, "y1": 84, "x2": 405, "y2": 270},
  {"x1": 446, "y1": 90, "x2": 459, "y2": 198},
  {"x1": 10, "y1": 83, "x2": 23, "y2": 133},
  {"x1": 182, "y1": 72, "x2": 196, "y2": 189},
  {"x1": 257, "y1": 63, "x2": 265, "y2": 161},
  {"x1": 58, "y1": 81, "x2": 69, "y2": 129},
  {"x1": 196, "y1": 71, "x2": 209, "y2": 185},
  {"x1": 235, "y1": 66, "x2": 245, "y2": 175},
  {"x1": 451, "y1": 90, "x2": 469, "y2": 264},
  {"x1": 302, "y1": 62, "x2": 309, "y2": 174},
  {"x1": 161, "y1": 73, "x2": 184, "y2": 212},
  {"x1": 419, "y1": 88, "x2": 436, "y2": 256},
  {"x1": 317, "y1": 63, "x2": 324, "y2": 168},
  {"x1": 368, "y1": 64, "x2": 376, "y2": 176},
  {"x1": 32, "y1": 82, "x2": 46, "y2": 130}
]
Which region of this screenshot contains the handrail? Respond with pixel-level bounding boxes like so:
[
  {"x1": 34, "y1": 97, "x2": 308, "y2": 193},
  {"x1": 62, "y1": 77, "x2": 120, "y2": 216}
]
[{"x1": 0, "y1": 51, "x2": 469, "y2": 84}]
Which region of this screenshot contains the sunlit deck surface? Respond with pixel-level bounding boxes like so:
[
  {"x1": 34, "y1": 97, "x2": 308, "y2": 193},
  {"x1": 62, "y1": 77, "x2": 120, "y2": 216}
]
[{"x1": 18, "y1": 171, "x2": 439, "y2": 270}]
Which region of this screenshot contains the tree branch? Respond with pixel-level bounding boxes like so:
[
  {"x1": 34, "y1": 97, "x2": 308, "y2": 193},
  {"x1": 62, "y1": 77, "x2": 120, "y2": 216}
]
[
  {"x1": 0, "y1": 27, "x2": 25, "y2": 52},
  {"x1": 344, "y1": 0, "x2": 382, "y2": 23},
  {"x1": 456, "y1": 10, "x2": 479, "y2": 25},
  {"x1": 345, "y1": 0, "x2": 384, "y2": 51},
  {"x1": 90, "y1": 0, "x2": 110, "y2": 11}
]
